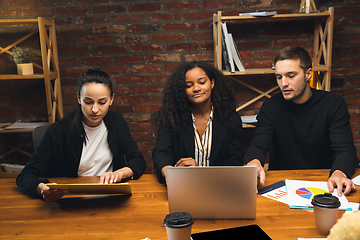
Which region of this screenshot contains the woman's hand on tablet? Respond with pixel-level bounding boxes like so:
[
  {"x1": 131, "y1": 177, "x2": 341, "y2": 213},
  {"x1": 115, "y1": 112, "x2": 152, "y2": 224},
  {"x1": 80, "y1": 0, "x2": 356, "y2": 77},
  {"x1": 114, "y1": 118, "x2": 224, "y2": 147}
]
[{"x1": 36, "y1": 183, "x2": 68, "y2": 202}]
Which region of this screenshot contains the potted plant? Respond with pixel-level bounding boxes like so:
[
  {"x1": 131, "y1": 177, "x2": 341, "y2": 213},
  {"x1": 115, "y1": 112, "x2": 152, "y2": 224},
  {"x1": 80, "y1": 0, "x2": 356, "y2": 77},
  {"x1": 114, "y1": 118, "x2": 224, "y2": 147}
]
[{"x1": 11, "y1": 46, "x2": 34, "y2": 75}]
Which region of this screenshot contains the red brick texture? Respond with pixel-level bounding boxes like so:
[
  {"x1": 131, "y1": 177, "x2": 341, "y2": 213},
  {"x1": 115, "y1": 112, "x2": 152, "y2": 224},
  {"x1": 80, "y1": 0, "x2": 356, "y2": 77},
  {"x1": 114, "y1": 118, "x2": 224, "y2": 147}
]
[{"x1": 1, "y1": 1, "x2": 360, "y2": 171}]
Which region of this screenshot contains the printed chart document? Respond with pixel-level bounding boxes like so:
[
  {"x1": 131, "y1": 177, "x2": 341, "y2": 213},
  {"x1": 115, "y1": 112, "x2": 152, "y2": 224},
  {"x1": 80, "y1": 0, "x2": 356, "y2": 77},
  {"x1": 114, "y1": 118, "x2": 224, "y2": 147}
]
[
  {"x1": 285, "y1": 179, "x2": 351, "y2": 210},
  {"x1": 258, "y1": 180, "x2": 288, "y2": 204}
]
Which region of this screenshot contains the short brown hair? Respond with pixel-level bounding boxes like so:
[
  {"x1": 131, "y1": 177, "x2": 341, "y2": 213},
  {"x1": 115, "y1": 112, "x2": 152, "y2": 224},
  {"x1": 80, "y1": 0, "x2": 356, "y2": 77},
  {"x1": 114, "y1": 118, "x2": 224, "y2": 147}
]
[{"x1": 274, "y1": 46, "x2": 312, "y2": 71}]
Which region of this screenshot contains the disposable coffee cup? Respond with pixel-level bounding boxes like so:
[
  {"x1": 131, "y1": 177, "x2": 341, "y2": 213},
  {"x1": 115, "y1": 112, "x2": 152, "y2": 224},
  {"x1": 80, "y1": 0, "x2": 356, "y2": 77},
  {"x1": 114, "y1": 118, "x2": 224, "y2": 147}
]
[
  {"x1": 311, "y1": 193, "x2": 341, "y2": 236},
  {"x1": 164, "y1": 212, "x2": 194, "y2": 240}
]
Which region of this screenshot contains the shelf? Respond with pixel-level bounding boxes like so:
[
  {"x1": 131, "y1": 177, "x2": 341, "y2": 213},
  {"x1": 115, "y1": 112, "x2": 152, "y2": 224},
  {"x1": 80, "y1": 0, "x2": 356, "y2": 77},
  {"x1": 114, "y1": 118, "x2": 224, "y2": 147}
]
[
  {"x1": 223, "y1": 68, "x2": 274, "y2": 75},
  {"x1": 0, "y1": 72, "x2": 58, "y2": 80},
  {"x1": 216, "y1": 11, "x2": 331, "y2": 22},
  {"x1": 0, "y1": 129, "x2": 34, "y2": 133},
  {"x1": 0, "y1": 19, "x2": 39, "y2": 24},
  {"x1": 213, "y1": 8, "x2": 334, "y2": 112},
  {"x1": 222, "y1": 65, "x2": 328, "y2": 76},
  {"x1": 0, "y1": 17, "x2": 63, "y2": 124},
  {"x1": 0, "y1": 74, "x2": 45, "y2": 80}
]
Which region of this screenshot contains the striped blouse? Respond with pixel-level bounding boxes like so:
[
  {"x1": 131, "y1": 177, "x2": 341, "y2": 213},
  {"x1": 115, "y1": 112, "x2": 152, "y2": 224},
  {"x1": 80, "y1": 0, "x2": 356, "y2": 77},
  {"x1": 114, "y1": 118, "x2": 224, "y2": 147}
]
[{"x1": 191, "y1": 108, "x2": 214, "y2": 167}]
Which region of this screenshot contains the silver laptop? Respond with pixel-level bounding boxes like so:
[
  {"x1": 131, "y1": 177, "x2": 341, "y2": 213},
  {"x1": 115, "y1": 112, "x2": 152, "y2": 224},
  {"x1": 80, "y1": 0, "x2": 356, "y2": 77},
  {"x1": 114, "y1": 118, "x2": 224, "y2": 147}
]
[{"x1": 166, "y1": 166, "x2": 257, "y2": 219}]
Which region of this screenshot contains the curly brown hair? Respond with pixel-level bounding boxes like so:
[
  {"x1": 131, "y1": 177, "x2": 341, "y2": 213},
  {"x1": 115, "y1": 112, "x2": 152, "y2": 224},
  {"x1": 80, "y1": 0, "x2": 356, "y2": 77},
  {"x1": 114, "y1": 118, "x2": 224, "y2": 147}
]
[{"x1": 153, "y1": 61, "x2": 236, "y2": 133}]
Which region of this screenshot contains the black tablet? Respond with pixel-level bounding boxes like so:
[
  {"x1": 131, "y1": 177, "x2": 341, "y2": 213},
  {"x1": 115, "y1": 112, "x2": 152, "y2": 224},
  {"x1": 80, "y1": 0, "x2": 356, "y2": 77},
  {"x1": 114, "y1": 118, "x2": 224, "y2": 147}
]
[{"x1": 191, "y1": 224, "x2": 272, "y2": 239}]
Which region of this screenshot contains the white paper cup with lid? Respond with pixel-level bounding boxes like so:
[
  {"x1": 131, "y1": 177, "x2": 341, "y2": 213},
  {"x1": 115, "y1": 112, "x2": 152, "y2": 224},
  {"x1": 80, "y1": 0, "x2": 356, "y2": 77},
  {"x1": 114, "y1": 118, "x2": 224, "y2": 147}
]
[{"x1": 163, "y1": 212, "x2": 194, "y2": 240}]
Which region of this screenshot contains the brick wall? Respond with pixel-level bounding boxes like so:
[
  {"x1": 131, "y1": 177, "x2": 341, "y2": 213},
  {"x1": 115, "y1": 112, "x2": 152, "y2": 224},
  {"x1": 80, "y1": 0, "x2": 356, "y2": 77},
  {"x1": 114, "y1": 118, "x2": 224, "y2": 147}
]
[{"x1": 0, "y1": 0, "x2": 359, "y2": 172}]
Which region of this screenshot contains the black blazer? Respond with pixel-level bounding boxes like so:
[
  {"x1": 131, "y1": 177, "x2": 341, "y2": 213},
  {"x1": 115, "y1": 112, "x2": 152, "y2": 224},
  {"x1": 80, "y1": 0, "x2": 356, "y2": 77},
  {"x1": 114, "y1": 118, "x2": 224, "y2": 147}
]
[
  {"x1": 152, "y1": 111, "x2": 244, "y2": 183},
  {"x1": 16, "y1": 111, "x2": 146, "y2": 198}
]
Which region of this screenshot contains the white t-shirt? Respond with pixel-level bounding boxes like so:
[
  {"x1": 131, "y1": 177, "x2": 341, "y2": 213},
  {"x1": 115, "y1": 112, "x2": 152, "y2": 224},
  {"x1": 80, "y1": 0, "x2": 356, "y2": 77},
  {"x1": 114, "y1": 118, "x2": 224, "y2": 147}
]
[{"x1": 78, "y1": 121, "x2": 113, "y2": 176}]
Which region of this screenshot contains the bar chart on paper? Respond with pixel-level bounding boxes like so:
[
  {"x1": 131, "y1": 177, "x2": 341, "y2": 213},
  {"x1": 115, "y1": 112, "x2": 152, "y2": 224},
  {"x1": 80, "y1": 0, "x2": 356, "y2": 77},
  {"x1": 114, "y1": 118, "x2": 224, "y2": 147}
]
[{"x1": 258, "y1": 181, "x2": 288, "y2": 204}]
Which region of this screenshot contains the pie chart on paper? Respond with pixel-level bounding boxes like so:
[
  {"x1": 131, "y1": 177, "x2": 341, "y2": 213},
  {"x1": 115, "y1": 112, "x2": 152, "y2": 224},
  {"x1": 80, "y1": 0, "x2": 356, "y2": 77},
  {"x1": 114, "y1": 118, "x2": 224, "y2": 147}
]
[{"x1": 295, "y1": 187, "x2": 328, "y2": 200}]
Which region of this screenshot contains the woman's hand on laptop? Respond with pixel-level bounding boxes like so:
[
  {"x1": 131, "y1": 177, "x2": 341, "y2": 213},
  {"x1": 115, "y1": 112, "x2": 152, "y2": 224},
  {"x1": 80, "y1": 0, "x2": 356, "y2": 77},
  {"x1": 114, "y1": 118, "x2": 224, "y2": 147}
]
[
  {"x1": 161, "y1": 159, "x2": 198, "y2": 180},
  {"x1": 161, "y1": 165, "x2": 172, "y2": 179},
  {"x1": 246, "y1": 159, "x2": 266, "y2": 186},
  {"x1": 175, "y1": 158, "x2": 198, "y2": 167}
]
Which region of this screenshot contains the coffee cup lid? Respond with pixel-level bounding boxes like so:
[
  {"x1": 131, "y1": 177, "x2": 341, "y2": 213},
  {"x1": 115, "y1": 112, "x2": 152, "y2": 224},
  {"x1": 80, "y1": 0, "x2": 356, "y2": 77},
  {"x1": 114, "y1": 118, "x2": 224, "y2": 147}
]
[
  {"x1": 311, "y1": 193, "x2": 341, "y2": 209},
  {"x1": 164, "y1": 212, "x2": 194, "y2": 229}
]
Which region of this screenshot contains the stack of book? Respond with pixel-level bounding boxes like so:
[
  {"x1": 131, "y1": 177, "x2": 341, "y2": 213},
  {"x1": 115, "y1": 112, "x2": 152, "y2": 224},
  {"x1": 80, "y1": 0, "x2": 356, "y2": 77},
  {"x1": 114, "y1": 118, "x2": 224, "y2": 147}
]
[{"x1": 221, "y1": 22, "x2": 245, "y2": 73}]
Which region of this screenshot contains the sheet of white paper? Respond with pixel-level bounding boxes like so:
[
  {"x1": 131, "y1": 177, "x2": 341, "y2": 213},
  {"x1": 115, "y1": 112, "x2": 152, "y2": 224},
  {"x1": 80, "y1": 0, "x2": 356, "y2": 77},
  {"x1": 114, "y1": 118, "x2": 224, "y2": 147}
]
[
  {"x1": 352, "y1": 174, "x2": 360, "y2": 187},
  {"x1": 241, "y1": 115, "x2": 257, "y2": 124},
  {"x1": 285, "y1": 179, "x2": 351, "y2": 210}
]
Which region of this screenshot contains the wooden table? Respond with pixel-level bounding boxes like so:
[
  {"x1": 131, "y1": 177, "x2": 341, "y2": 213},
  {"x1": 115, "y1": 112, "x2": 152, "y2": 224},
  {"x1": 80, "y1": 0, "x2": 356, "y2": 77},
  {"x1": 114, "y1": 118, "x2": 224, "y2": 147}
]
[{"x1": 0, "y1": 169, "x2": 359, "y2": 239}]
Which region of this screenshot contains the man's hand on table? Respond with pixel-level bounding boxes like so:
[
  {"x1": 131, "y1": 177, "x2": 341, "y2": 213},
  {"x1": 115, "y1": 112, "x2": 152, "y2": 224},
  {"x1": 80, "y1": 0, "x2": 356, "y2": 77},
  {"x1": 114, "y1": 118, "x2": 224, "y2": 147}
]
[{"x1": 328, "y1": 170, "x2": 356, "y2": 196}]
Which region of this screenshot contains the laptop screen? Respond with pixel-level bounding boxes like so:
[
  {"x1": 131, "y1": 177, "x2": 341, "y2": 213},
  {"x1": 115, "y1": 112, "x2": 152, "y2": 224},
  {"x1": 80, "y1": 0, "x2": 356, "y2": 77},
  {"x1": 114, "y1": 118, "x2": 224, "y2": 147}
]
[{"x1": 166, "y1": 166, "x2": 257, "y2": 219}]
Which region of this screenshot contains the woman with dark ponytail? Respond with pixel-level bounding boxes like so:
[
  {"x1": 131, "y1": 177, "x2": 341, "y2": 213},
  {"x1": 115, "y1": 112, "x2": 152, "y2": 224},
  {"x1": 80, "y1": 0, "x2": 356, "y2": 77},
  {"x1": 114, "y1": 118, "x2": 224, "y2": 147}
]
[
  {"x1": 152, "y1": 61, "x2": 244, "y2": 183},
  {"x1": 17, "y1": 68, "x2": 146, "y2": 201}
]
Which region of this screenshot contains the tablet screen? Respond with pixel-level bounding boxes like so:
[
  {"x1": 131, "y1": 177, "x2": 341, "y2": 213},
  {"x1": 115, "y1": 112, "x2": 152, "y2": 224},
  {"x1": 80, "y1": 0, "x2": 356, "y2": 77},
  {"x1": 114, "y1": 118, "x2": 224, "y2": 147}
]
[{"x1": 191, "y1": 224, "x2": 272, "y2": 239}]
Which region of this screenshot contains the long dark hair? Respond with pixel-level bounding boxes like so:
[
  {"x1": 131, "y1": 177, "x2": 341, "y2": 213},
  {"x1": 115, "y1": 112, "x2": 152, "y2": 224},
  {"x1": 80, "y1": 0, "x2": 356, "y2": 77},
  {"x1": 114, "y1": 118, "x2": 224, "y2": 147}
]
[
  {"x1": 153, "y1": 61, "x2": 236, "y2": 133},
  {"x1": 68, "y1": 68, "x2": 113, "y2": 145}
]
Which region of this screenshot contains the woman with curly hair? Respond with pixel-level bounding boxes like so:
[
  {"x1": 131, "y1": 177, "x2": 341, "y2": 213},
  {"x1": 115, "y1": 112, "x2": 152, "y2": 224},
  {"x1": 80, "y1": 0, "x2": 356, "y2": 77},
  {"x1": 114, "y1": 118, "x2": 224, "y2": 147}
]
[{"x1": 152, "y1": 61, "x2": 244, "y2": 183}]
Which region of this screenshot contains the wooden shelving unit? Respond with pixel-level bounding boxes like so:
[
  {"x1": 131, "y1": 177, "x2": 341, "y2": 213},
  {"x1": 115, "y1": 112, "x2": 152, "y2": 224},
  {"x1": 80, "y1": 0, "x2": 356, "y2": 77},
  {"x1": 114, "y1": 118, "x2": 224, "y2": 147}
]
[
  {"x1": 0, "y1": 17, "x2": 64, "y2": 124},
  {"x1": 213, "y1": 7, "x2": 334, "y2": 112},
  {"x1": 0, "y1": 17, "x2": 64, "y2": 160}
]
